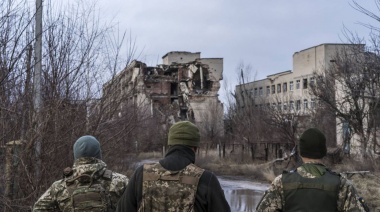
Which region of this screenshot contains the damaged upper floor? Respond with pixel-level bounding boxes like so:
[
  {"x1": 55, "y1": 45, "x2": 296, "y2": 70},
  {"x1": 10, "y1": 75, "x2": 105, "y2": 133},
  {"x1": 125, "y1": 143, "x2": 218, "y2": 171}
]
[{"x1": 102, "y1": 51, "x2": 224, "y2": 123}]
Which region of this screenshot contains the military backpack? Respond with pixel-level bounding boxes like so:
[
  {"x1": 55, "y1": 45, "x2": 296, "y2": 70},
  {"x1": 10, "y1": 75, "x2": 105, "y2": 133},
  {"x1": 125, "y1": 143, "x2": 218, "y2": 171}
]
[
  {"x1": 64, "y1": 167, "x2": 114, "y2": 212},
  {"x1": 138, "y1": 162, "x2": 204, "y2": 212}
]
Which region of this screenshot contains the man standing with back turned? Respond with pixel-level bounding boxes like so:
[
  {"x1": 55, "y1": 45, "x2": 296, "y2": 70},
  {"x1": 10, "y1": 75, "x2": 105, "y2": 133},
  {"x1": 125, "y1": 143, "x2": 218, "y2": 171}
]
[
  {"x1": 116, "y1": 121, "x2": 231, "y2": 212},
  {"x1": 256, "y1": 128, "x2": 369, "y2": 212},
  {"x1": 33, "y1": 135, "x2": 129, "y2": 211}
]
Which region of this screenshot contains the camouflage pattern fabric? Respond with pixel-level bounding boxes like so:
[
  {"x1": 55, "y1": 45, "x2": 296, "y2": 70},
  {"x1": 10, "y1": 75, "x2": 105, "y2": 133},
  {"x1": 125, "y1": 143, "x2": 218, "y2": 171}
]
[
  {"x1": 256, "y1": 162, "x2": 368, "y2": 212},
  {"x1": 33, "y1": 157, "x2": 129, "y2": 212},
  {"x1": 138, "y1": 162, "x2": 204, "y2": 212}
]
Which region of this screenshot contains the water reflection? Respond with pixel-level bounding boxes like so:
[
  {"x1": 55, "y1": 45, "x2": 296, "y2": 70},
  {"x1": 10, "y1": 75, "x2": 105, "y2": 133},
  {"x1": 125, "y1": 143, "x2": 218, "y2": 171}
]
[{"x1": 219, "y1": 176, "x2": 269, "y2": 212}]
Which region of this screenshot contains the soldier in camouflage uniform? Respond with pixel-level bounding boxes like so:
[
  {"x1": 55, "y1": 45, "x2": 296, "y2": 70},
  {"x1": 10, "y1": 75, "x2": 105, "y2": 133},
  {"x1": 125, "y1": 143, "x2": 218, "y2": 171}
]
[
  {"x1": 116, "y1": 121, "x2": 230, "y2": 212},
  {"x1": 33, "y1": 135, "x2": 129, "y2": 212},
  {"x1": 256, "y1": 128, "x2": 369, "y2": 212}
]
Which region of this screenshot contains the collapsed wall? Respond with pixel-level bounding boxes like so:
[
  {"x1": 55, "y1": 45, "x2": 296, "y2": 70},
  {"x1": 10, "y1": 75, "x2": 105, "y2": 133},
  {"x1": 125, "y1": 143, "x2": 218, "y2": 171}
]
[{"x1": 103, "y1": 51, "x2": 224, "y2": 136}]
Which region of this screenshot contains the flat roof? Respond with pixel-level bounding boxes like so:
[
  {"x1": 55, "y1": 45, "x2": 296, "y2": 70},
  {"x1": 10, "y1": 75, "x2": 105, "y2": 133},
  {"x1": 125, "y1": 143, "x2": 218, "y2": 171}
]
[
  {"x1": 267, "y1": 70, "x2": 292, "y2": 78},
  {"x1": 293, "y1": 43, "x2": 365, "y2": 55},
  {"x1": 162, "y1": 51, "x2": 201, "y2": 59}
]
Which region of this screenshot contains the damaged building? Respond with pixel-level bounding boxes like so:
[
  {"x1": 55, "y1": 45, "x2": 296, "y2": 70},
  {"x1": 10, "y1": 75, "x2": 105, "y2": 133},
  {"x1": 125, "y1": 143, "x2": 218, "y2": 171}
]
[{"x1": 103, "y1": 51, "x2": 224, "y2": 137}]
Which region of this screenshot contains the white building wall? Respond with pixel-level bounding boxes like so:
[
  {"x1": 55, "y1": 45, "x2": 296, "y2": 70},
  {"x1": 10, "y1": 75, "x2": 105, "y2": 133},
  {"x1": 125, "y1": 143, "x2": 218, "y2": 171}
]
[
  {"x1": 162, "y1": 51, "x2": 201, "y2": 65},
  {"x1": 235, "y1": 43, "x2": 357, "y2": 147},
  {"x1": 197, "y1": 58, "x2": 223, "y2": 81},
  {"x1": 237, "y1": 44, "x2": 352, "y2": 105},
  {"x1": 190, "y1": 97, "x2": 224, "y2": 137}
]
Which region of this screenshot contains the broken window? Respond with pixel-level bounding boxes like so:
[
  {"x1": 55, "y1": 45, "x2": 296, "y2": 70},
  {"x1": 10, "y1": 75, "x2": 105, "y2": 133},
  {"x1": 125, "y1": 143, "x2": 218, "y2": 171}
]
[
  {"x1": 283, "y1": 82, "x2": 287, "y2": 92},
  {"x1": 171, "y1": 83, "x2": 178, "y2": 96},
  {"x1": 180, "y1": 108, "x2": 188, "y2": 120},
  {"x1": 304, "y1": 99, "x2": 308, "y2": 109},
  {"x1": 192, "y1": 66, "x2": 207, "y2": 92},
  {"x1": 296, "y1": 80, "x2": 300, "y2": 89},
  {"x1": 296, "y1": 100, "x2": 301, "y2": 110},
  {"x1": 277, "y1": 84, "x2": 281, "y2": 93},
  {"x1": 259, "y1": 87, "x2": 263, "y2": 96},
  {"x1": 271, "y1": 85, "x2": 275, "y2": 94},
  {"x1": 204, "y1": 80, "x2": 212, "y2": 91},
  {"x1": 266, "y1": 86, "x2": 270, "y2": 95},
  {"x1": 303, "y1": 78, "x2": 308, "y2": 89}
]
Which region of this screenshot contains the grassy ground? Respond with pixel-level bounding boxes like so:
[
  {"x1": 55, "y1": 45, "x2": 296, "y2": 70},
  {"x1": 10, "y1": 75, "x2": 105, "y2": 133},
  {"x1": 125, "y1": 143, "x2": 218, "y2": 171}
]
[
  {"x1": 333, "y1": 159, "x2": 380, "y2": 211},
  {"x1": 132, "y1": 150, "x2": 380, "y2": 211}
]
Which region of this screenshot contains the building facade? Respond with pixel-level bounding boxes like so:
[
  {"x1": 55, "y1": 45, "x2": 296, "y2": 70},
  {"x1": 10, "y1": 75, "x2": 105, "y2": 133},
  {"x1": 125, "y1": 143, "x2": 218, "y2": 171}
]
[
  {"x1": 103, "y1": 51, "x2": 224, "y2": 137},
  {"x1": 235, "y1": 43, "x2": 365, "y2": 151}
]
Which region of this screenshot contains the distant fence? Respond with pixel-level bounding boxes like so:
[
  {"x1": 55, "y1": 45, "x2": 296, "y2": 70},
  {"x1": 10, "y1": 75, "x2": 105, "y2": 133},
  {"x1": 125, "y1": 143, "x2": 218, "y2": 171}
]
[
  {"x1": 198, "y1": 142, "x2": 294, "y2": 161},
  {"x1": 139, "y1": 142, "x2": 295, "y2": 161}
]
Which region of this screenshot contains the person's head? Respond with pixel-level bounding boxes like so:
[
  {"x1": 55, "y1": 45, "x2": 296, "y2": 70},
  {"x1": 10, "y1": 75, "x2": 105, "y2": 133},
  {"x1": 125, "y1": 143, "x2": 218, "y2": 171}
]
[
  {"x1": 299, "y1": 128, "x2": 327, "y2": 159},
  {"x1": 168, "y1": 121, "x2": 200, "y2": 150},
  {"x1": 73, "y1": 135, "x2": 102, "y2": 160}
]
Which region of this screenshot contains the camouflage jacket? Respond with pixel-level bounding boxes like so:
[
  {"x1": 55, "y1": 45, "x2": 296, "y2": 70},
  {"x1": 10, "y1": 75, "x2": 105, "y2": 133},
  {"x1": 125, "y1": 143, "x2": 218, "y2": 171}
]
[
  {"x1": 256, "y1": 162, "x2": 367, "y2": 212},
  {"x1": 33, "y1": 157, "x2": 129, "y2": 212},
  {"x1": 138, "y1": 162, "x2": 204, "y2": 212},
  {"x1": 116, "y1": 145, "x2": 231, "y2": 212}
]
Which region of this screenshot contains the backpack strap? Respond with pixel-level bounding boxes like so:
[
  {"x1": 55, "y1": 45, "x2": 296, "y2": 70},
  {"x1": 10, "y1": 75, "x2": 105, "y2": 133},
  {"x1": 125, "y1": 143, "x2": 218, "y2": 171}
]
[
  {"x1": 97, "y1": 168, "x2": 112, "y2": 180},
  {"x1": 65, "y1": 168, "x2": 113, "y2": 190}
]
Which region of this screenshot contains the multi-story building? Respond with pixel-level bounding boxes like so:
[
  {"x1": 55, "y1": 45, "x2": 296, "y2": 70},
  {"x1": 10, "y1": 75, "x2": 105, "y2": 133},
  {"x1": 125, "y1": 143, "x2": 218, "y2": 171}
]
[
  {"x1": 235, "y1": 43, "x2": 366, "y2": 152},
  {"x1": 103, "y1": 51, "x2": 224, "y2": 137}
]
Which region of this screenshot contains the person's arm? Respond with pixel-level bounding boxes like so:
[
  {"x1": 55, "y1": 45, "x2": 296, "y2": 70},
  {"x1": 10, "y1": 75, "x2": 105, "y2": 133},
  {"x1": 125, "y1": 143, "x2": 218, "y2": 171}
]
[
  {"x1": 33, "y1": 181, "x2": 61, "y2": 211},
  {"x1": 256, "y1": 175, "x2": 284, "y2": 212},
  {"x1": 337, "y1": 176, "x2": 369, "y2": 212},
  {"x1": 205, "y1": 173, "x2": 231, "y2": 212},
  {"x1": 116, "y1": 166, "x2": 142, "y2": 212},
  {"x1": 109, "y1": 172, "x2": 130, "y2": 209}
]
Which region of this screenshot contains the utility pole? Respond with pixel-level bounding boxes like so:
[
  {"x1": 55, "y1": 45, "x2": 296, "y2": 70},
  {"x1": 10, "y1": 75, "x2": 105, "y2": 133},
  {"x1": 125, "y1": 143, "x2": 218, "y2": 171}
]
[{"x1": 34, "y1": 0, "x2": 43, "y2": 177}]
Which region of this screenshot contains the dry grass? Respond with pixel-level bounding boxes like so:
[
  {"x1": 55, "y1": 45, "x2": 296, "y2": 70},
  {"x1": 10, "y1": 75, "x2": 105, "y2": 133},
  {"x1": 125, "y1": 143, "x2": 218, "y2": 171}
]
[
  {"x1": 349, "y1": 172, "x2": 380, "y2": 211},
  {"x1": 332, "y1": 157, "x2": 380, "y2": 211}
]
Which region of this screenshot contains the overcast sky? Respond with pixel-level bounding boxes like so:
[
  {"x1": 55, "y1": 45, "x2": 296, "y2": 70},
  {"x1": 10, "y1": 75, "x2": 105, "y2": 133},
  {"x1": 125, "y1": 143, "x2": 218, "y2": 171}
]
[{"x1": 96, "y1": 0, "x2": 378, "y2": 103}]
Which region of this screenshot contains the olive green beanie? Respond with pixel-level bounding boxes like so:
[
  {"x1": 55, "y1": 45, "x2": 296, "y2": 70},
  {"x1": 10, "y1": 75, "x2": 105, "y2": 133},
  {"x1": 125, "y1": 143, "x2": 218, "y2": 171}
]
[
  {"x1": 168, "y1": 121, "x2": 200, "y2": 147},
  {"x1": 73, "y1": 135, "x2": 102, "y2": 160},
  {"x1": 299, "y1": 128, "x2": 327, "y2": 159}
]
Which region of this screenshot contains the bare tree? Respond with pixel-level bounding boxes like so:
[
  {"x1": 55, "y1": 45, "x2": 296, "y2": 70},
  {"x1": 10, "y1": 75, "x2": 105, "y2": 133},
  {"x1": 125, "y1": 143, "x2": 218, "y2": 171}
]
[
  {"x1": 197, "y1": 99, "x2": 224, "y2": 156},
  {"x1": 0, "y1": 0, "x2": 142, "y2": 210},
  {"x1": 261, "y1": 94, "x2": 301, "y2": 148},
  {"x1": 0, "y1": 0, "x2": 34, "y2": 146},
  {"x1": 310, "y1": 43, "x2": 380, "y2": 157},
  {"x1": 224, "y1": 62, "x2": 283, "y2": 161},
  {"x1": 226, "y1": 63, "x2": 261, "y2": 145}
]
